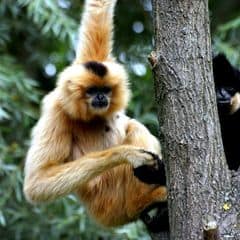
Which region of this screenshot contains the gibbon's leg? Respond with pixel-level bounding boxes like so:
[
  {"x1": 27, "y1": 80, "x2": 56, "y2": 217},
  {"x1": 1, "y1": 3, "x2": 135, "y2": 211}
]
[
  {"x1": 123, "y1": 118, "x2": 168, "y2": 230},
  {"x1": 126, "y1": 186, "x2": 167, "y2": 220},
  {"x1": 77, "y1": 163, "x2": 167, "y2": 227},
  {"x1": 74, "y1": 0, "x2": 117, "y2": 63},
  {"x1": 123, "y1": 118, "x2": 166, "y2": 185}
]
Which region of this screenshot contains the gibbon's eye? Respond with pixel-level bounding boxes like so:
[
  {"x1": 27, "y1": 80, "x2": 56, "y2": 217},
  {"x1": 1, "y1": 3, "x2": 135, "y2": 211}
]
[
  {"x1": 86, "y1": 86, "x2": 112, "y2": 96},
  {"x1": 225, "y1": 86, "x2": 236, "y2": 95},
  {"x1": 101, "y1": 86, "x2": 111, "y2": 94},
  {"x1": 86, "y1": 87, "x2": 99, "y2": 95},
  {"x1": 217, "y1": 88, "x2": 232, "y2": 103}
]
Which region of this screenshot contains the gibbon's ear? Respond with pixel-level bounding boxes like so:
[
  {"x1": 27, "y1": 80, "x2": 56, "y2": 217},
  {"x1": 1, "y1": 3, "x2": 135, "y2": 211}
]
[{"x1": 74, "y1": 0, "x2": 117, "y2": 64}]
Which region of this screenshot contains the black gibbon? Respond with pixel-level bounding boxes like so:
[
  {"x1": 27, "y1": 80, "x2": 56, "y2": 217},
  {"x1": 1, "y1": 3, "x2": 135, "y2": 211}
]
[
  {"x1": 213, "y1": 54, "x2": 240, "y2": 171},
  {"x1": 24, "y1": 0, "x2": 167, "y2": 230}
]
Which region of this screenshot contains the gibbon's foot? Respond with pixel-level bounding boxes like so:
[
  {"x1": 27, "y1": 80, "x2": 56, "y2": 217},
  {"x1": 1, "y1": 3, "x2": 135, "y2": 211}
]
[
  {"x1": 133, "y1": 153, "x2": 166, "y2": 185},
  {"x1": 88, "y1": 0, "x2": 117, "y2": 9},
  {"x1": 140, "y1": 202, "x2": 169, "y2": 233}
]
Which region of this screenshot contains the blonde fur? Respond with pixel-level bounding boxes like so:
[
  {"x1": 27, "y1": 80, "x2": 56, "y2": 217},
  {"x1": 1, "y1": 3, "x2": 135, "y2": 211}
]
[
  {"x1": 75, "y1": 0, "x2": 117, "y2": 63},
  {"x1": 24, "y1": 0, "x2": 166, "y2": 227}
]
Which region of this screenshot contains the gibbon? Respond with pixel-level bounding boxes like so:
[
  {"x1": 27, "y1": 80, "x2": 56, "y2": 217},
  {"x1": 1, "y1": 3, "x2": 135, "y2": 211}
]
[
  {"x1": 24, "y1": 0, "x2": 167, "y2": 229},
  {"x1": 213, "y1": 54, "x2": 240, "y2": 171}
]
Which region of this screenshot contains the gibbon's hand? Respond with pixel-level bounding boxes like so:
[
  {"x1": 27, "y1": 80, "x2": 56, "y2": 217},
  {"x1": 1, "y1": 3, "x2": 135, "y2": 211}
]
[
  {"x1": 124, "y1": 148, "x2": 160, "y2": 169},
  {"x1": 133, "y1": 153, "x2": 166, "y2": 185}
]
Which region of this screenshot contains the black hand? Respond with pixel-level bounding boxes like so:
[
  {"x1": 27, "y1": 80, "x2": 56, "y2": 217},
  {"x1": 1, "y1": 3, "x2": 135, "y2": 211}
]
[
  {"x1": 133, "y1": 155, "x2": 166, "y2": 185},
  {"x1": 133, "y1": 165, "x2": 164, "y2": 185}
]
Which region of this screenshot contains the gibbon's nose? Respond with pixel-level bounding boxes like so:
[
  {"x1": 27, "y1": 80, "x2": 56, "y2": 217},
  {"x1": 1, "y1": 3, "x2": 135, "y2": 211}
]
[
  {"x1": 217, "y1": 88, "x2": 231, "y2": 115},
  {"x1": 96, "y1": 93, "x2": 105, "y2": 101},
  {"x1": 92, "y1": 94, "x2": 108, "y2": 108}
]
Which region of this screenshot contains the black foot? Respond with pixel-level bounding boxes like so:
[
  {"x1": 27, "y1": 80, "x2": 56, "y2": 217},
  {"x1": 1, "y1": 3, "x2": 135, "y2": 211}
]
[{"x1": 140, "y1": 202, "x2": 169, "y2": 233}]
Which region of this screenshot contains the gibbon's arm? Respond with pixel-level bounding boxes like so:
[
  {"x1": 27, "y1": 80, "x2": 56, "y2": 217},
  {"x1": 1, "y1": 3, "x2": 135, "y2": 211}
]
[
  {"x1": 124, "y1": 118, "x2": 166, "y2": 185},
  {"x1": 24, "y1": 106, "x2": 156, "y2": 203},
  {"x1": 124, "y1": 118, "x2": 162, "y2": 158},
  {"x1": 75, "y1": 0, "x2": 117, "y2": 63}
]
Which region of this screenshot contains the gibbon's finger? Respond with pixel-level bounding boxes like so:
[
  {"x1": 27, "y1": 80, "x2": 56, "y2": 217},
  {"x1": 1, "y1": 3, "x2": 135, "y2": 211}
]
[
  {"x1": 133, "y1": 153, "x2": 166, "y2": 185},
  {"x1": 140, "y1": 150, "x2": 161, "y2": 168}
]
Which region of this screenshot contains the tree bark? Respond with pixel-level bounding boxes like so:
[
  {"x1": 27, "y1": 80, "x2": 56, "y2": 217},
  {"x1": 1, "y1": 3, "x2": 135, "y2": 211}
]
[{"x1": 150, "y1": 0, "x2": 240, "y2": 239}]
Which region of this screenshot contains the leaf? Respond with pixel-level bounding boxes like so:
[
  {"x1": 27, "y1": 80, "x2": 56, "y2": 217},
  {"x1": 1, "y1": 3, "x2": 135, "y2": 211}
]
[
  {"x1": 0, "y1": 107, "x2": 10, "y2": 120},
  {"x1": 0, "y1": 211, "x2": 6, "y2": 226}
]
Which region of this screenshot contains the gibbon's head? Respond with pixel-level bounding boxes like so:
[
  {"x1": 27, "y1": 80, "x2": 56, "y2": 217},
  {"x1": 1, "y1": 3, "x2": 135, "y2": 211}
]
[
  {"x1": 213, "y1": 54, "x2": 240, "y2": 115},
  {"x1": 57, "y1": 61, "x2": 130, "y2": 121}
]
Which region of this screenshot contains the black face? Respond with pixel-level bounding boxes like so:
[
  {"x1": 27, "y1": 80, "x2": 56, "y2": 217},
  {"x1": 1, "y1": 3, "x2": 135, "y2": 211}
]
[
  {"x1": 216, "y1": 87, "x2": 237, "y2": 115},
  {"x1": 86, "y1": 86, "x2": 112, "y2": 109},
  {"x1": 213, "y1": 54, "x2": 240, "y2": 115}
]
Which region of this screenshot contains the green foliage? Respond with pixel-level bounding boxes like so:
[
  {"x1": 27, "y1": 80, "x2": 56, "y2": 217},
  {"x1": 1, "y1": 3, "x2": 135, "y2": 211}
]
[
  {"x1": 0, "y1": 0, "x2": 239, "y2": 239},
  {"x1": 213, "y1": 16, "x2": 240, "y2": 65},
  {"x1": 17, "y1": 0, "x2": 78, "y2": 45},
  {"x1": 210, "y1": 0, "x2": 240, "y2": 65}
]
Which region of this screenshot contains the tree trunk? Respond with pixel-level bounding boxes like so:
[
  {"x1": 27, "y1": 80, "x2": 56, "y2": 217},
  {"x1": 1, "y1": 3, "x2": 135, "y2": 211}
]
[{"x1": 150, "y1": 0, "x2": 240, "y2": 239}]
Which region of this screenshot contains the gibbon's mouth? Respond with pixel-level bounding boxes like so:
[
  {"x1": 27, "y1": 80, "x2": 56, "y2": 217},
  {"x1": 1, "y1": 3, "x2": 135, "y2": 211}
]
[
  {"x1": 91, "y1": 99, "x2": 109, "y2": 108},
  {"x1": 90, "y1": 102, "x2": 110, "y2": 114}
]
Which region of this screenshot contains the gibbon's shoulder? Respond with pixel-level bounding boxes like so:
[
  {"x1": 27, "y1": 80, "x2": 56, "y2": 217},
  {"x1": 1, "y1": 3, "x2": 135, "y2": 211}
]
[
  {"x1": 107, "y1": 111, "x2": 130, "y2": 129},
  {"x1": 40, "y1": 90, "x2": 60, "y2": 113}
]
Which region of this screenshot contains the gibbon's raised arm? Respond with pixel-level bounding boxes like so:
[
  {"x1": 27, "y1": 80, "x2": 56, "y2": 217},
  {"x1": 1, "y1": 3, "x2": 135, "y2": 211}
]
[
  {"x1": 123, "y1": 119, "x2": 162, "y2": 156},
  {"x1": 24, "y1": 102, "x2": 157, "y2": 203},
  {"x1": 75, "y1": 0, "x2": 117, "y2": 63}
]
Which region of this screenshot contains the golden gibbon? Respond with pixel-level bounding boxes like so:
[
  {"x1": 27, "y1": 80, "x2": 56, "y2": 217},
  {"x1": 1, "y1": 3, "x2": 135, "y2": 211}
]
[{"x1": 24, "y1": 0, "x2": 167, "y2": 228}]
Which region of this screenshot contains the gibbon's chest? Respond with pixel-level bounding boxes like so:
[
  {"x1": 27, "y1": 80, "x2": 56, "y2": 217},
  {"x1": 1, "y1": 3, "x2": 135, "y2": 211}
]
[{"x1": 70, "y1": 113, "x2": 129, "y2": 160}]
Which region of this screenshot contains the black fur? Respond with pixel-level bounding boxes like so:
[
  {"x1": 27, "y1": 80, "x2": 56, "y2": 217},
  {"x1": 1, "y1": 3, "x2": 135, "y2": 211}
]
[
  {"x1": 140, "y1": 202, "x2": 169, "y2": 233},
  {"x1": 213, "y1": 54, "x2": 240, "y2": 90},
  {"x1": 133, "y1": 152, "x2": 166, "y2": 185},
  {"x1": 84, "y1": 61, "x2": 107, "y2": 77},
  {"x1": 213, "y1": 54, "x2": 240, "y2": 171},
  {"x1": 86, "y1": 86, "x2": 111, "y2": 95}
]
